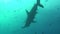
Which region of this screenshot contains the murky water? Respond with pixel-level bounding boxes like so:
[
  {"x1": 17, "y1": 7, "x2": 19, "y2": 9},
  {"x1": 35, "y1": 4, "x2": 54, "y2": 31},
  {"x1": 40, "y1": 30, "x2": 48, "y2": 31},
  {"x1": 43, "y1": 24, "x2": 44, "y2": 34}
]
[{"x1": 0, "y1": 0, "x2": 60, "y2": 34}]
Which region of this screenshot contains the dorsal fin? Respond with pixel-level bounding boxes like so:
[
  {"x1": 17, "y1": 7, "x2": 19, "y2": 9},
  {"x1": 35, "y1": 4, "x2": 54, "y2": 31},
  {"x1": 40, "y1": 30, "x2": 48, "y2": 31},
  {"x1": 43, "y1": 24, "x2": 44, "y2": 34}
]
[{"x1": 25, "y1": 10, "x2": 29, "y2": 15}]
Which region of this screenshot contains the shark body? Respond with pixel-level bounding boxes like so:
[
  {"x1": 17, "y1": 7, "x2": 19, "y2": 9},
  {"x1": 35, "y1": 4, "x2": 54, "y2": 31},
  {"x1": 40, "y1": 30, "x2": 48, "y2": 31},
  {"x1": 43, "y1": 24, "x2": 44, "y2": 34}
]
[{"x1": 22, "y1": 0, "x2": 44, "y2": 28}]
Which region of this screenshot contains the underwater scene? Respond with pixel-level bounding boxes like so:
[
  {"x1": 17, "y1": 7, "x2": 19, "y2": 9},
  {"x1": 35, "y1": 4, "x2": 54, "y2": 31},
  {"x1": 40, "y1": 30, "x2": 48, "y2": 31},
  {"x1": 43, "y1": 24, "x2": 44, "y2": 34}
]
[{"x1": 0, "y1": 0, "x2": 60, "y2": 34}]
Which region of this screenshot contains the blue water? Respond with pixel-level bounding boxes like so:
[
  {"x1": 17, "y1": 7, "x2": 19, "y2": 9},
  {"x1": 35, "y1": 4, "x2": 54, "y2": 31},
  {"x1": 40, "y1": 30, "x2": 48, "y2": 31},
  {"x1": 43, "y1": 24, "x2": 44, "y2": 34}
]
[{"x1": 0, "y1": 0, "x2": 60, "y2": 34}]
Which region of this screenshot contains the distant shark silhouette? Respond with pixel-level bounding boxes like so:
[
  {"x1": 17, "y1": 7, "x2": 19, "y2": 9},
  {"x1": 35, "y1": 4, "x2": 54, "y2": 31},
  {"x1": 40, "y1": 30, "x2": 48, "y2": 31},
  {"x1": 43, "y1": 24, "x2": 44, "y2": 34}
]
[{"x1": 22, "y1": 0, "x2": 44, "y2": 28}]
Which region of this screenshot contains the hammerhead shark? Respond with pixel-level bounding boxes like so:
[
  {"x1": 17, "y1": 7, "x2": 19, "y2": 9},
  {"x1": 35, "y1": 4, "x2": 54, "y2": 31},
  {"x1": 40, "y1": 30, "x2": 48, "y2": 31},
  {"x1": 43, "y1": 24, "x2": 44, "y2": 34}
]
[{"x1": 22, "y1": 0, "x2": 44, "y2": 28}]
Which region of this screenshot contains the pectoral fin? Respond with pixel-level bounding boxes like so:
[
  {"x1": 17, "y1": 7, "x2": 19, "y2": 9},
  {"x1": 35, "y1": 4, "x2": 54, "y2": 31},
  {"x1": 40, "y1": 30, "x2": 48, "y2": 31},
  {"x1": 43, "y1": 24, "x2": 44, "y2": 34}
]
[
  {"x1": 32, "y1": 21, "x2": 36, "y2": 23},
  {"x1": 38, "y1": 4, "x2": 44, "y2": 8}
]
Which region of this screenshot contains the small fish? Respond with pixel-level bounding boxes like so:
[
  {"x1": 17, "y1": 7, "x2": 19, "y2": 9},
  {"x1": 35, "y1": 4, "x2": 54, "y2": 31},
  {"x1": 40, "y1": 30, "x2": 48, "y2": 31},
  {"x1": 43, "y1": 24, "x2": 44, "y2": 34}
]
[
  {"x1": 57, "y1": 8, "x2": 60, "y2": 11},
  {"x1": 42, "y1": 32, "x2": 44, "y2": 34},
  {"x1": 35, "y1": 32, "x2": 37, "y2": 34},
  {"x1": 49, "y1": 24, "x2": 52, "y2": 27}
]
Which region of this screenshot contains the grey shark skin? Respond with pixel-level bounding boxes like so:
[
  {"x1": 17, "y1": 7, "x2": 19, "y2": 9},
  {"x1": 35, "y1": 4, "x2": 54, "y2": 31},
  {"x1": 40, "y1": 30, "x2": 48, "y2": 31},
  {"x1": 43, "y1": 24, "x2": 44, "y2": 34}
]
[{"x1": 22, "y1": 0, "x2": 44, "y2": 28}]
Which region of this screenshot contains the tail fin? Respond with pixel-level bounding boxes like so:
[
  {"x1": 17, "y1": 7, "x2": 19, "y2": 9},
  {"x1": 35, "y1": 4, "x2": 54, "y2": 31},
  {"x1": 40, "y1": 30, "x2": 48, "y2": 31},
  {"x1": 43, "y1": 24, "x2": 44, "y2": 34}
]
[{"x1": 37, "y1": 0, "x2": 44, "y2": 8}]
